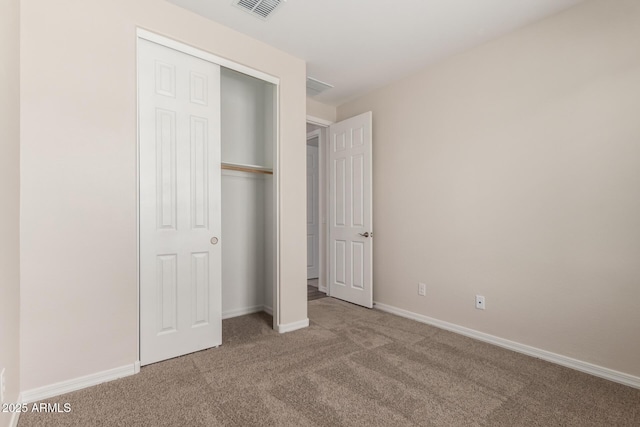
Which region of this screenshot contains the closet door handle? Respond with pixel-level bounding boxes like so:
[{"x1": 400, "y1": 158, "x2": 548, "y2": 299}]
[
  {"x1": 210, "y1": 237, "x2": 219, "y2": 245},
  {"x1": 358, "y1": 232, "x2": 370, "y2": 238}
]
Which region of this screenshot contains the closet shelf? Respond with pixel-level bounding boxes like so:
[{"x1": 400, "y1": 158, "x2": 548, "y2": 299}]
[{"x1": 221, "y1": 162, "x2": 273, "y2": 175}]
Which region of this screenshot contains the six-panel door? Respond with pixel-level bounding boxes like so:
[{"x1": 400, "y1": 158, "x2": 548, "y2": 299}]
[
  {"x1": 138, "y1": 39, "x2": 222, "y2": 365},
  {"x1": 329, "y1": 112, "x2": 373, "y2": 308}
]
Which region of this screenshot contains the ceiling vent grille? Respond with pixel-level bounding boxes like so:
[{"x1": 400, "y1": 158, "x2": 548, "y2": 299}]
[
  {"x1": 306, "y1": 77, "x2": 334, "y2": 97},
  {"x1": 234, "y1": 0, "x2": 283, "y2": 20}
]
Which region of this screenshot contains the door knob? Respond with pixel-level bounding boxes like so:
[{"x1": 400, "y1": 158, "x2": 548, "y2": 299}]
[
  {"x1": 358, "y1": 232, "x2": 370, "y2": 238},
  {"x1": 210, "y1": 237, "x2": 219, "y2": 245}
]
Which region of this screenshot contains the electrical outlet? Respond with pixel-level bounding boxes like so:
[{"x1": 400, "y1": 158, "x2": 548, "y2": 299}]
[
  {"x1": 475, "y1": 295, "x2": 486, "y2": 310},
  {"x1": 1, "y1": 368, "x2": 5, "y2": 403},
  {"x1": 418, "y1": 283, "x2": 426, "y2": 296}
]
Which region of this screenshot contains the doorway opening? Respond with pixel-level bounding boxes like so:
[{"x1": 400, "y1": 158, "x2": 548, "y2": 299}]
[
  {"x1": 306, "y1": 112, "x2": 374, "y2": 308},
  {"x1": 306, "y1": 117, "x2": 331, "y2": 302}
]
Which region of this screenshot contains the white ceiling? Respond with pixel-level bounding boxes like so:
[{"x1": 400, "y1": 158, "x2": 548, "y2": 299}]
[{"x1": 167, "y1": 0, "x2": 584, "y2": 106}]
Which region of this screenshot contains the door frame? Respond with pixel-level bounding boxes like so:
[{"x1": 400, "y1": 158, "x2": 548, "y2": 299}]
[
  {"x1": 136, "y1": 28, "x2": 282, "y2": 362},
  {"x1": 306, "y1": 129, "x2": 321, "y2": 280},
  {"x1": 306, "y1": 115, "x2": 333, "y2": 295}
]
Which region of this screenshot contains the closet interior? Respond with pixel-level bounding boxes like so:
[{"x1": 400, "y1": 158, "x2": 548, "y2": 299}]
[{"x1": 220, "y1": 67, "x2": 276, "y2": 320}]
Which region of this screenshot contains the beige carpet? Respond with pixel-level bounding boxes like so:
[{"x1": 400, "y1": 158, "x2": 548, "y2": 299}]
[{"x1": 18, "y1": 298, "x2": 639, "y2": 426}]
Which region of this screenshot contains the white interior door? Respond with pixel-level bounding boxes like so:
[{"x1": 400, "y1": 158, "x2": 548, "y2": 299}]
[
  {"x1": 307, "y1": 142, "x2": 320, "y2": 279},
  {"x1": 329, "y1": 112, "x2": 373, "y2": 308},
  {"x1": 139, "y1": 39, "x2": 222, "y2": 365}
]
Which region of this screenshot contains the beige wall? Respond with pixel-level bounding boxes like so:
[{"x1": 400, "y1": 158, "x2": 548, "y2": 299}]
[
  {"x1": 338, "y1": 0, "x2": 640, "y2": 377},
  {"x1": 20, "y1": 0, "x2": 307, "y2": 391},
  {"x1": 0, "y1": 0, "x2": 21, "y2": 424},
  {"x1": 307, "y1": 98, "x2": 336, "y2": 123}
]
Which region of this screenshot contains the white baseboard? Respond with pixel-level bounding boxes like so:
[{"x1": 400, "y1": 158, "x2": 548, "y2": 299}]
[
  {"x1": 222, "y1": 305, "x2": 265, "y2": 320},
  {"x1": 374, "y1": 302, "x2": 640, "y2": 390},
  {"x1": 263, "y1": 305, "x2": 273, "y2": 316},
  {"x1": 276, "y1": 318, "x2": 309, "y2": 334},
  {"x1": 21, "y1": 362, "x2": 139, "y2": 404},
  {"x1": 318, "y1": 284, "x2": 327, "y2": 293}
]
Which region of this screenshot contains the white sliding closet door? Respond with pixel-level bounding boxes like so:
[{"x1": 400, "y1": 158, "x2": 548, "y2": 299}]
[{"x1": 139, "y1": 39, "x2": 222, "y2": 365}]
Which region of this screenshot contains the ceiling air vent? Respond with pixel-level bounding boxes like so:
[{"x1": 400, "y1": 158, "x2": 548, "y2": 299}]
[
  {"x1": 234, "y1": 0, "x2": 283, "y2": 20},
  {"x1": 306, "y1": 77, "x2": 334, "y2": 97}
]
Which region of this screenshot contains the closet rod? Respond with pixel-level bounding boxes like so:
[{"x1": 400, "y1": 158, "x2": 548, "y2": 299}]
[{"x1": 221, "y1": 163, "x2": 273, "y2": 175}]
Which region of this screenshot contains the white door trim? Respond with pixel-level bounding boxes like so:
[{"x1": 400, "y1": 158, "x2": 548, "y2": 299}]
[
  {"x1": 137, "y1": 29, "x2": 281, "y2": 356},
  {"x1": 273, "y1": 86, "x2": 281, "y2": 330},
  {"x1": 307, "y1": 115, "x2": 333, "y2": 127},
  {"x1": 306, "y1": 129, "x2": 322, "y2": 140},
  {"x1": 306, "y1": 133, "x2": 321, "y2": 279}
]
